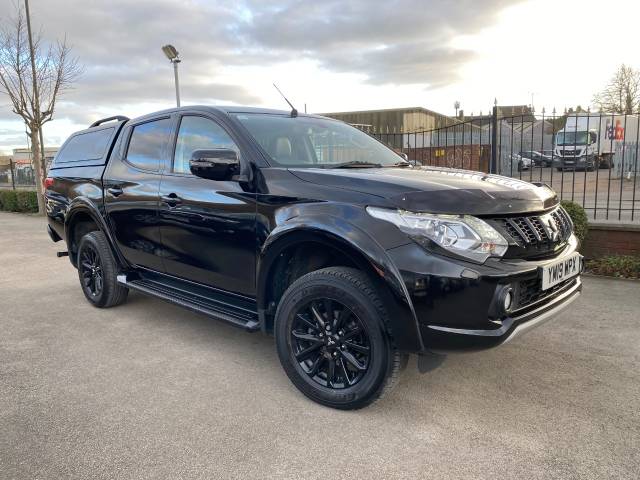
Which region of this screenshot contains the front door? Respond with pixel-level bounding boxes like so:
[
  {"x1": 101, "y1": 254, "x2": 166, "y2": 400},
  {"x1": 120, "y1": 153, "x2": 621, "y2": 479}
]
[
  {"x1": 104, "y1": 117, "x2": 174, "y2": 272},
  {"x1": 157, "y1": 114, "x2": 256, "y2": 297}
]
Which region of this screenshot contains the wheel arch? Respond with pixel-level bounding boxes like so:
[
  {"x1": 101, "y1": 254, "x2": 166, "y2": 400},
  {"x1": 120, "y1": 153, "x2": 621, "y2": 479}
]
[
  {"x1": 65, "y1": 198, "x2": 126, "y2": 269},
  {"x1": 257, "y1": 218, "x2": 424, "y2": 352}
]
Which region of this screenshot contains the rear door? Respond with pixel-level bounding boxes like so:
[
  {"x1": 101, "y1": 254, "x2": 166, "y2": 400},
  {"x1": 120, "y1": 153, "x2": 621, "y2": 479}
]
[
  {"x1": 157, "y1": 113, "x2": 256, "y2": 297},
  {"x1": 103, "y1": 116, "x2": 175, "y2": 272}
]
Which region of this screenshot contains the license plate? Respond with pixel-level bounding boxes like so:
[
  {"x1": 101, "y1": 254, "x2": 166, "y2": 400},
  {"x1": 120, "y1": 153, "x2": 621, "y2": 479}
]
[{"x1": 541, "y1": 252, "x2": 582, "y2": 290}]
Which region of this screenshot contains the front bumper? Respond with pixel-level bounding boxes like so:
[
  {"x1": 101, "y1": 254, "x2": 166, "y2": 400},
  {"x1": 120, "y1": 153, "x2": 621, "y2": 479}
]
[
  {"x1": 554, "y1": 156, "x2": 592, "y2": 169},
  {"x1": 420, "y1": 277, "x2": 581, "y2": 351},
  {"x1": 386, "y1": 241, "x2": 583, "y2": 352}
]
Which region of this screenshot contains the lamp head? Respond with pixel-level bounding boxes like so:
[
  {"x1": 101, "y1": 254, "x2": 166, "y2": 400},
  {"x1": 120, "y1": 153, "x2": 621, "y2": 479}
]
[{"x1": 162, "y1": 45, "x2": 179, "y2": 61}]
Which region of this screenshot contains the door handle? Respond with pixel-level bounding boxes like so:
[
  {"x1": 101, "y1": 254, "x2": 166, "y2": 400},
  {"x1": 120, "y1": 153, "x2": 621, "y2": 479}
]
[
  {"x1": 107, "y1": 186, "x2": 124, "y2": 197},
  {"x1": 161, "y1": 193, "x2": 182, "y2": 206}
]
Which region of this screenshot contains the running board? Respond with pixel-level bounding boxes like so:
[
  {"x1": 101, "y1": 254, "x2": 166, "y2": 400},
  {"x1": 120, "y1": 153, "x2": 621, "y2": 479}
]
[{"x1": 117, "y1": 274, "x2": 260, "y2": 332}]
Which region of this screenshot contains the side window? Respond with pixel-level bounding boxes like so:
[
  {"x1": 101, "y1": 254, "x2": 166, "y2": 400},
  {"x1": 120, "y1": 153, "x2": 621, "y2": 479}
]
[
  {"x1": 54, "y1": 127, "x2": 114, "y2": 165},
  {"x1": 126, "y1": 118, "x2": 173, "y2": 171},
  {"x1": 173, "y1": 116, "x2": 239, "y2": 174}
]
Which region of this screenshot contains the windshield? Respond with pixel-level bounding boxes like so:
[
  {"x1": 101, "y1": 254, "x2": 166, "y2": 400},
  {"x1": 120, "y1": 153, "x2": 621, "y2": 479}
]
[
  {"x1": 232, "y1": 113, "x2": 403, "y2": 168},
  {"x1": 556, "y1": 131, "x2": 589, "y2": 146}
]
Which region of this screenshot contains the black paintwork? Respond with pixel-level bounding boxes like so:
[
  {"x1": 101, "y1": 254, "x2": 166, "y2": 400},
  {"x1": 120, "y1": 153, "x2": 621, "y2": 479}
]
[{"x1": 45, "y1": 106, "x2": 582, "y2": 354}]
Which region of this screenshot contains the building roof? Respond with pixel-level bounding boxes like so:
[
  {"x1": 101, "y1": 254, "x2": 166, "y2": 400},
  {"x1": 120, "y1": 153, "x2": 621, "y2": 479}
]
[{"x1": 320, "y1": 106, "x2": 450, "y2": 119}]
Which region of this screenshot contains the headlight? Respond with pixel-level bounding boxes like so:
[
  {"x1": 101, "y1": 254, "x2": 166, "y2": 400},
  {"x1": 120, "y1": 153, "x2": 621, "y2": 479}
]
[{"x1": 366, "y1": 207, "x2": 508, "y2": 263}]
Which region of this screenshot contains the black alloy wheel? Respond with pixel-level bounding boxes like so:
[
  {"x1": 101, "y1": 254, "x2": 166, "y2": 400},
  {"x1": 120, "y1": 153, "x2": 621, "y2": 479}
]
[
  {"x1": 80, "y1": 244, "x2": 103, "y2": 298},
  {"x1": 275, "y1": 267, "x2": 403, "y2": 410},
  {"x1": 290, "y1": 298, "x2": 370, "y2": 389},
  {"x1": 76, "y1": 231, "x2": 128, "y2": 308}
]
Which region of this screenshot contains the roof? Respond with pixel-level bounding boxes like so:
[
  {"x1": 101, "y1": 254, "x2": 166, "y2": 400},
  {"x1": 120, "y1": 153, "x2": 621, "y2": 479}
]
[
  {"x1": 320, "y1": 106, "x2": 450, "y2": 118},
  {"x1": 127, "y1": 105, "x2": 328, "y2": 125}
]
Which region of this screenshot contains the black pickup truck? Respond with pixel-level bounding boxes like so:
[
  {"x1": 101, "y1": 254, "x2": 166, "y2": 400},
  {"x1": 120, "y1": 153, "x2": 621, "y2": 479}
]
[{"x1": 45, "y1": 106, "x2": 583, "y2": 409}]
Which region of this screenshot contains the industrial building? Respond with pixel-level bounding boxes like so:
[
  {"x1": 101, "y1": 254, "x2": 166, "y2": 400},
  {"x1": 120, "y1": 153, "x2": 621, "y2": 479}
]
[{"x1": 322, "y1": 106, "x2": 458, "y2": 133}]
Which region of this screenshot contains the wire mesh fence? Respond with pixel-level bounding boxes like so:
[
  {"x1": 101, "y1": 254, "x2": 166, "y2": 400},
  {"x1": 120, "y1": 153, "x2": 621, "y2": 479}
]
[{"x1": 360, "y1": 110, "x2": 640, "y2": 223}]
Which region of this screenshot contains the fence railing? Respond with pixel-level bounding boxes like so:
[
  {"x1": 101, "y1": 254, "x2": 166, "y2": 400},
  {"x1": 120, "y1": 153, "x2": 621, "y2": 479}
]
[
  {"x1": 0, "y1": 159, "x2": 37, "y2": 190},
  {"x1": 360, "y1": 110, "x2": 640, "y2": 223},
  {"x1": 4, "y1": 111, "x2": 639, "y2": 222}
]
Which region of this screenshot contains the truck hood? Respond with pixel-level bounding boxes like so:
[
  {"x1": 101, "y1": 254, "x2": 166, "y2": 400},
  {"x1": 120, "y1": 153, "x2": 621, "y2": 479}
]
[{"x1": 289, "y1": 166, "x2": 559, "y2": 215}]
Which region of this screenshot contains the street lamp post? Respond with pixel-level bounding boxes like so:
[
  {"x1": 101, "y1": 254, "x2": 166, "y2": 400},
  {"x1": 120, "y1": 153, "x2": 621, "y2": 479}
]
[{"x1": 162, "y1": 45, "x2": 181, "y2": 107}]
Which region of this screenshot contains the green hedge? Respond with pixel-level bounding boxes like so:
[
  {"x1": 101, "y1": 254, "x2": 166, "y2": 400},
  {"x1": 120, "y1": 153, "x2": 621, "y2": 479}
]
[
  {"x1": 0, "y1": 190, "x2": 39, "y2": 213},
  {"x1": 560, "y1": 200, "x2": 588, "y2": 244},
  {"x1": 586, "y1": 255, "x2": 640, "y2": 279}
]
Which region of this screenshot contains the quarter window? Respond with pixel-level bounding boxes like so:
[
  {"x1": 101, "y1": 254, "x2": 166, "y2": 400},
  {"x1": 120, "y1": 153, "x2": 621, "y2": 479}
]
[
  {"x1": 173, "y1": 116, "x2": 238, "y2": 174},
  {"x1": 54, "y1": 127, "x2": 114, "y2": 165},
  {"x1": 126, "y1": 118, "x2": 173, "y2": 171}
]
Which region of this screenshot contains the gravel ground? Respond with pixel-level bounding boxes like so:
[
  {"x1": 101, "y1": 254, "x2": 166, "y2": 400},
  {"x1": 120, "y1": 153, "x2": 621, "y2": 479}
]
[{"x1": 1, "y1": 211, "x2": 639, "y2": 479}]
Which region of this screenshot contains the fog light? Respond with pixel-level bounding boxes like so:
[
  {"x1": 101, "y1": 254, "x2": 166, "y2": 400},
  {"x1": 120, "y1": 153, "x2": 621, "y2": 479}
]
[{"x1": 503, "y1": 289, "x2": 513, "y2": 311}]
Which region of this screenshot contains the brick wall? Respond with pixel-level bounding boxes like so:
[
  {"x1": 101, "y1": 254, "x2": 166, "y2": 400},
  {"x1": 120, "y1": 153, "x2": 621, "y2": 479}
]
[
  {"x1": 581, "y1": 223, "x2": 640, "y2": 258},
  {"x1": 402, "y1": 145, "x2": 490, "y2": 172}
]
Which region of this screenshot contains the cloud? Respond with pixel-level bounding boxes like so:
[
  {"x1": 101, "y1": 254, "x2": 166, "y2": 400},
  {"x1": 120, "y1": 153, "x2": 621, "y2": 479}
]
[
  {"x1": 0, "y1": 134, "x2": 27, "y2": 147},
  {"x1": 238, "y1": 0, "x2": 517, "y2": 86},
  {"x1": 0, "y1": 0, "x2": 519, "y2": 141}
]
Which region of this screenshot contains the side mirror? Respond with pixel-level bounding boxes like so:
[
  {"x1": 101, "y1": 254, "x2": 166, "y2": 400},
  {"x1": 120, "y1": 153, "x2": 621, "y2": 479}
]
[{"x1": 189, "y1": 149, "x2": 240, "y2": 181}]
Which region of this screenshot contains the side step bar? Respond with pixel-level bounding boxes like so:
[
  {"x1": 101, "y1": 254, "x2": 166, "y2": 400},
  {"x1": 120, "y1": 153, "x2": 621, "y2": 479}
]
[{"x1": 117, "y1": 274, "x2": 260, "y2": 332}]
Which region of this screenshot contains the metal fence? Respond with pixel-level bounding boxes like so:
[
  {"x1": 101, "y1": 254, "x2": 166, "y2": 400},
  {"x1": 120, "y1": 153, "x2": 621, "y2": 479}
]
[
  {"x1": 361, "y1": 109, "x2": 640, "y2": 223},
  {"x1": 4, "y1": 110, "x2": 639, "y2": 222},
  {"x1": 0, "y1": 160, "x2": 37, "y2": 190}
]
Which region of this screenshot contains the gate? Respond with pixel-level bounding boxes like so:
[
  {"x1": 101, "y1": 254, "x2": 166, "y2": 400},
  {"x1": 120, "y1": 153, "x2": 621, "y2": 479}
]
[{"x1": 360, "y1": 108, "x2": 640, "y2": 222}]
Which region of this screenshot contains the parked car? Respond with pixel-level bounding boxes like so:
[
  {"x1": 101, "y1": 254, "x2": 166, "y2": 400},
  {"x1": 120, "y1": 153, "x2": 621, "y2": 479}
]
[
  {"x1": 45, "y1": 107, "x2": 583, "y2": 410},
  {"x1": 521, "y1": 150, "x2": 552, "y2": 167},
  {"x1": 540, "y1": 150, "x2": 556, "y2": 166},
  {"x1": 510, "y1": 153, "x2": 532, "y2": 171}
]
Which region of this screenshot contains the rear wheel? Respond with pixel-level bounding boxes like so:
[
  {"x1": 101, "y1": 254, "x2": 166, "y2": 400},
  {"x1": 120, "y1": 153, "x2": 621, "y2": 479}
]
[
  {"x1": 77, "y1": 231, "x2": 128, "y2": 308},
  {"x1": 275, "y1": 267, "x2": 402, "y2": 410}
]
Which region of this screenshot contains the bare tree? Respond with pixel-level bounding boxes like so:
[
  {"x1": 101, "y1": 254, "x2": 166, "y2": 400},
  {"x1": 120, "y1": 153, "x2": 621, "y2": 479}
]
[
  {"x1": 592, "y1": 64, "x2": 640, "y2": 114},
  {"x1": 0, "y1": 2, "x2": 80, "y2": 214}
]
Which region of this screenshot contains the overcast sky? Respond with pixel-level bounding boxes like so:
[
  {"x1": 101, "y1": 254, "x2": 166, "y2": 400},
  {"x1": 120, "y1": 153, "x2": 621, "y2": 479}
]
[{"x1": 1, "y1": 0, "x2": 639, "y2": 153}]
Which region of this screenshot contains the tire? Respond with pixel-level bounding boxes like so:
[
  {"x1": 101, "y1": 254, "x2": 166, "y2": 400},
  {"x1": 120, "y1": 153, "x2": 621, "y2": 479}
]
[
  {"x1": 77, "y1": 231, "x2": 128, "y2": 308},
  {"x1": 556, "y1": 167, "x2": 563, "y2": 172},
  {"x1": 275, "y1": 267, "x2": 403, "y2": 410}
]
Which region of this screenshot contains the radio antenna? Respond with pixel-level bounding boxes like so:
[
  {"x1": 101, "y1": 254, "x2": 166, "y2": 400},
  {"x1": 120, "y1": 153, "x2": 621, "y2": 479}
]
[{"x1": 273, "y1": 83, "x2": 298, "y2": 117}]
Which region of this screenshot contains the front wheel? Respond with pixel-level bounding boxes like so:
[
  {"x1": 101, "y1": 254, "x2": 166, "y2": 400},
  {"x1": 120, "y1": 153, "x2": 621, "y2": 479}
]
[{"x1": 275, "y1": 267, "x2": 403, "y2": 410}]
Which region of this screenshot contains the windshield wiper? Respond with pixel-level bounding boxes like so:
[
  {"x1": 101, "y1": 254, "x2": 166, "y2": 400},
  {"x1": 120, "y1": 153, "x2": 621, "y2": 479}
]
[{"x1": 330, "y1": 161, "x2": 382, "y2": 169}]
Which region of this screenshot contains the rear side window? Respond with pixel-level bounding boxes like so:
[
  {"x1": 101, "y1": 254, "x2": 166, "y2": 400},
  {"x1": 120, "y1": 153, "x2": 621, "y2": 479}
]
[
  {"x1": 126, "y1": 118, "x2": 173, "y2": 171},
  {"x1": 54, "y1": 127, "x2": 114, "y2": 165}
]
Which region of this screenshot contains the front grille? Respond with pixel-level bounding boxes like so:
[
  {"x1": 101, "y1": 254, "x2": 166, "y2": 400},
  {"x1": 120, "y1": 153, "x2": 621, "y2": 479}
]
[
  {"x1": 515, "y1": 276, "x2": 576, "y2": 310},
  {"x1": 561, "y1": 149, "x2": 578, "y2": 156},
  {"x1": 489, "y1": 206, "x2": 573, "y2": 259}
]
